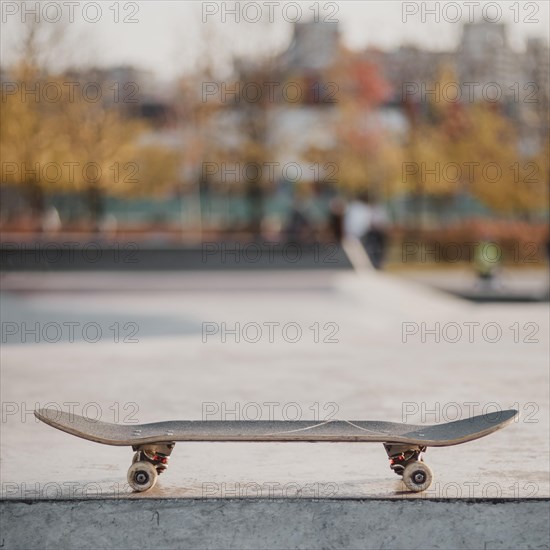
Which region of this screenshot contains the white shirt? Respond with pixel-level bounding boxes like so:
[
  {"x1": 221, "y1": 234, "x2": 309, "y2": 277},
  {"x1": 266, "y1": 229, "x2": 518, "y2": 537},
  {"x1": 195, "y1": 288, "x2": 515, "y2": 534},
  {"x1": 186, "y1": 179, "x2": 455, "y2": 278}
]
[{"x1": 344, "y1": 201, "x2": 372, "y2": 238}]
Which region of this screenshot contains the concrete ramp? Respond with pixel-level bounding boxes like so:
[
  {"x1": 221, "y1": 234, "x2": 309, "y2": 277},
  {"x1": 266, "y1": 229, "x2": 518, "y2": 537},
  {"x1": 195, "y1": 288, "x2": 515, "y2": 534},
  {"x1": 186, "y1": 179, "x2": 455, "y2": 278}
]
[{"x1": 1, "y1": 498, "x2": 548, "y2": 550}]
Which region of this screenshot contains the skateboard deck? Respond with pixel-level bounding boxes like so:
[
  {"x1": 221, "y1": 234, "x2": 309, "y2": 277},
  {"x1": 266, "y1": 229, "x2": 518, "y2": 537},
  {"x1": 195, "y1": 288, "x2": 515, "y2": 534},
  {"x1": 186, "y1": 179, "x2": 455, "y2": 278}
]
[{"x1": 35, "y1": 408, "x2": 518, "y2": 493}]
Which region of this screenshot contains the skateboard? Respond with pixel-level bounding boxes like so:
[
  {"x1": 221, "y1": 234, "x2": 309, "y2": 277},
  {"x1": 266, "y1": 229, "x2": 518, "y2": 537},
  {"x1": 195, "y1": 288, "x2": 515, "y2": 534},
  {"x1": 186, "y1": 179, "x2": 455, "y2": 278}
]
[{"x1": 34, "y1": 408, "x2": 518, "y2": 493}]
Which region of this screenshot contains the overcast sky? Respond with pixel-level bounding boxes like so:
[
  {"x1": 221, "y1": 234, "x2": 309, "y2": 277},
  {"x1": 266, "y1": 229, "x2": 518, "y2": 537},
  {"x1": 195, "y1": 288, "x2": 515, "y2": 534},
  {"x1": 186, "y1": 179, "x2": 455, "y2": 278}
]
[{"x1": 1, "y1": 1, "x2": 549, "y2": 80}]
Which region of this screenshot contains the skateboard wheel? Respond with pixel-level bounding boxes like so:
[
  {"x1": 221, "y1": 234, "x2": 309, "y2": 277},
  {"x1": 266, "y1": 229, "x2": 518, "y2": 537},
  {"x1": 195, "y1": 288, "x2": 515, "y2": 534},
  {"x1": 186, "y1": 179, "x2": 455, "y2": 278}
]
[
  {"x1": 402, "y1": 461, "x2": 433, "y2": 492},
  {"x1": 127, "y1": 461, "x2": 158, "y2": 492}
]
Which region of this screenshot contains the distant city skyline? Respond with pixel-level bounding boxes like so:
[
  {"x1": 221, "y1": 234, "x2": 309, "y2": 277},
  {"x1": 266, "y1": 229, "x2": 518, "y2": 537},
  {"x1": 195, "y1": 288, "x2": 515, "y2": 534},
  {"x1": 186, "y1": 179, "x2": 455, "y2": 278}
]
[{"x1": 1, "y1": 1, "x2": 549, "y2": 80}]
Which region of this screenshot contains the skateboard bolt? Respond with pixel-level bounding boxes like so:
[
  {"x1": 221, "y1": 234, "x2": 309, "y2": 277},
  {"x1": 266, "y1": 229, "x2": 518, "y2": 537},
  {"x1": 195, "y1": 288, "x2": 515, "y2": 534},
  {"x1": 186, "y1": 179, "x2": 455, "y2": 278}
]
[
  {"x1": 413, "y1": 472, "x2": 426, "y2": 484},
  {"x1": 135, "y1": 472, "x2": 149, "y2": 484}
]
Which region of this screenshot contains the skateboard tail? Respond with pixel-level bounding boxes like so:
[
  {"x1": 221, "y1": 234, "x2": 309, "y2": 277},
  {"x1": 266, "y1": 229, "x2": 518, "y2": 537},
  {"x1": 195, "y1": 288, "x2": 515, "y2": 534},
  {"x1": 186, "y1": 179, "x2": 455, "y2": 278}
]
[{"x1": 34, "y1": 408, "x2": 132, "y2": 446}]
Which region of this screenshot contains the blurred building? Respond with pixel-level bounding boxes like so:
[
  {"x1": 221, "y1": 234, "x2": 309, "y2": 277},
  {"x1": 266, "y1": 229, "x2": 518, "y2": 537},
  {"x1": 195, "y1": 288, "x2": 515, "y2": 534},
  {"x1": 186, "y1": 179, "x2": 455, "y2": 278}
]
[
  {"x1": 199, "y1": 21, "x2": 345, "y2": 187},
  {"x1": 279, "y1": 20, "x2": 340, "y2": 71},
  {"x1": 269, "y1": 22, "x2": 342, "y2": 175},
  {"x1": 457, "y1": 23, "x2": 522, "y2": 96},
  {"x1": 367, "y1": 46, "x2": 451, "y2": 103},
  {"x1": 521, "y1": 37, "x2": 550, "y2": 154}
]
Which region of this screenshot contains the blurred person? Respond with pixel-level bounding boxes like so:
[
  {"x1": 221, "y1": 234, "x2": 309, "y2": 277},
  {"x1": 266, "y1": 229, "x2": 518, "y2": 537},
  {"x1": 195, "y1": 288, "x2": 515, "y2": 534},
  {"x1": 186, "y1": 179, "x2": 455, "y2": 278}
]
[
  {"x1": 328, "y1": 196, "x2": 345, "y2": 243},
  {"x1": 343, "y1": 192, "x2": 373, "y2": 270},
  {"x1": 41, "y1": 206, "x2": 62, "y2": 233},
  {"x1": 344, "y1": 192, "x2": 371, "y2": 241},
  {"x1": 364, "y1": 197, "x2": 390, "y2": 270},
  {"x1": 474, "y1": 239, "x2": 501, "y2": 292},
  {"x1": 261, "y1": 214, "x2": 283, "y2": 242},
  {"x1": 284, "y1": 197, "x2": 314, "y2": 243},
  {"x1": 100, "y1": 214, "x2": 118, "y2": 236},
  {"x1": 284, "y1": 184, "x2": 316, "y2": 243},
  {"x1": 344, "y1": 192, "x2": 389, "y2": 269}
]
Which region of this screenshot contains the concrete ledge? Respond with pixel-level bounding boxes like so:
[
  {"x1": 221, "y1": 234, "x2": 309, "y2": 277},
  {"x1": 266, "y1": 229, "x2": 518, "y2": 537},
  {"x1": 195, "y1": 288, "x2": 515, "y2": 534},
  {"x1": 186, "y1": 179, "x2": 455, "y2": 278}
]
[
  {"x1": 0, "y1": 244, "x2": 352, "y2": 271},
  {"x1": 1, "y1": 499, "x2": 549, "y2": 550}
]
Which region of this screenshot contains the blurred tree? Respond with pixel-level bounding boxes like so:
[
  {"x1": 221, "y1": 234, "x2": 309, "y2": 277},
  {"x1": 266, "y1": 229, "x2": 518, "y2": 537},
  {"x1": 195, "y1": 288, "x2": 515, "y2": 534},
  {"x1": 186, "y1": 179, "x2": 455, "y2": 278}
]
[
  {"x1": 458, "y1": 106, "x2": 548, "y2": 218},
  {"x1": 54, "y1": 88, "x2": 143, "y2": 230},
  {"x1": 1, "y1": 68, "x2": 180, "y2": 229},
  {"x1": 0, "y1": 5, "x2": 76, "y2": 225},
  {"x1": 323, "y1": 52, "x2": 400, "y2": 199},
  {"x1": 1, "y1": 8, "x2": 180, "y2": 231},
  {"x1": 403, "y1": 64, "x2": 549, "y2": 223},
  {"x1": 1, "y1": 64, "x2": 49, "y2": 221},
  {"x1": 439, "y1": 105, "x2": 545, "y2": 217}
]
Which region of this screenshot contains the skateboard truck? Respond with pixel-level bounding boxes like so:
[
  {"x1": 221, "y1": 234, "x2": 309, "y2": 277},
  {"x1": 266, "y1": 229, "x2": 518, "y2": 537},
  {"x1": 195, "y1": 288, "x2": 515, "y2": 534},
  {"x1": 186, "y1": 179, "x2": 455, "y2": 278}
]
[
  {"x1": 128, "y1": 442, "x2": 175, "y2": 491},
  {"x1": 384, "y1": 444, "x2": 432, "y2": 492}
]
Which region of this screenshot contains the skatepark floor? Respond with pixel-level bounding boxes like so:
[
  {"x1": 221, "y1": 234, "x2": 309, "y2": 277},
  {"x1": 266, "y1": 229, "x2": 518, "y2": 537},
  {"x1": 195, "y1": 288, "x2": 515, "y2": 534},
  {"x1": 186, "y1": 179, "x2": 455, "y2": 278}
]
[{"x1": 1, "y1": 269, "x2": 548, "y2": 502}]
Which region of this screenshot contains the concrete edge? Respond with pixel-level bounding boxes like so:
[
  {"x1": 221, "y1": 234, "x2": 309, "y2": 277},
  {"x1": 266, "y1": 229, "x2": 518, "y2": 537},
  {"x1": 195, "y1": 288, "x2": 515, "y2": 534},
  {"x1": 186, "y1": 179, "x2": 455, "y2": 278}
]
[
  {"x1": 2, "y1": 497, "x2": 550, "y2": 503},
  {"x1": 1, "y1": 498, "x2": 549, "y2": 550}
]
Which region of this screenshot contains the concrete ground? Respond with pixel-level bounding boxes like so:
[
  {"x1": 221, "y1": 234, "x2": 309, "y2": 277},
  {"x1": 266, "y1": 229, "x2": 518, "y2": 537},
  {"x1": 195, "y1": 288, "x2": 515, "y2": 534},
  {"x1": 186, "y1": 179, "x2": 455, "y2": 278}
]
[{"x1": 1, "y1": 268, "x2": 548, "y2": 501}]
